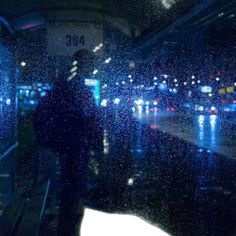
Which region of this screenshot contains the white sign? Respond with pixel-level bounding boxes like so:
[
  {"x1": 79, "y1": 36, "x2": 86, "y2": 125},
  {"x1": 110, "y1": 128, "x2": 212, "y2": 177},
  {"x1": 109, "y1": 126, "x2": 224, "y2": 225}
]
[{"x1": 47, "y1": 21, "x2": 103, "y2": 56}]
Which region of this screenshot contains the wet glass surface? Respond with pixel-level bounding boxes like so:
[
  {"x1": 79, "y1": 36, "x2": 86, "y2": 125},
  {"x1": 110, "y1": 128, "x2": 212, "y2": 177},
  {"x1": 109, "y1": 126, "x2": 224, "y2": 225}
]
[
  {"x1": 0, "y1": 1, "x2": 235, "y2": 236},
  {"x1": 83, "y1": 109, "x2": 236, "y2": 236}
]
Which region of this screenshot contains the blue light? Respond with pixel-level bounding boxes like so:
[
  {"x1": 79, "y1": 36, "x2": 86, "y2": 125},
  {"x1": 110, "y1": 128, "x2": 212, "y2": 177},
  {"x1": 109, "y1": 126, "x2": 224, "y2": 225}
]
[
  {"x1": 6, "y1": 98, "x2": 11, "y2": 105},
  {"x1": 200, "y1": 86, "x2": 212, "y2": 93},
  {"x1": 158, "y1": 83, "x2": 168, "y2": 91},
  {"x1": 172, "y1": 88, "x2": 177, "y2": 94},
  {"x1": 101, "y1": 99, "x2": 108, "y2": 107},
  {"x1": 153, "y1": 101, "x2": 158, "y2": 106},
  {"x1": 40, "y1": 91, "x2": 47, "y2": 97},
  {"x1": 114, "y1": 98, "x2": 121, "y2": 105},
  {"x1": 135, "y1": 99, "x2": 143, "y2": 106},
  {"x1": 210, "y1": 115, "x2": 217, "y2": 127},
  {"x1": 211, "y1": 106, "x2": 216, "y2": 111},
  {"x1": 198, "y1": 106, "x2": 204, "y2": 111}
]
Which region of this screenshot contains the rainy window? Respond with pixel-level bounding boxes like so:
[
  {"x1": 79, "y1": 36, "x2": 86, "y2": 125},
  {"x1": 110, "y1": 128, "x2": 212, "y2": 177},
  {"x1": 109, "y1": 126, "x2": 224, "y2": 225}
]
[{"x1": 0, "y1": 1, "x2": 235, "y2": 236}]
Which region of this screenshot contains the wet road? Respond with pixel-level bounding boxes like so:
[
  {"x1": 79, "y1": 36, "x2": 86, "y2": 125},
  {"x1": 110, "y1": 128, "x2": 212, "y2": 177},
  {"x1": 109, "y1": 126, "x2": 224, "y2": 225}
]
[
  {"x1": 136, "y1": 109, "x2": 236, "y2": 158},
  {"x1": 85, "y1": 109, "x2": 236, "y2": 236},
  {"x1": 40, "y1": 109, "x2": 236, "y2": 236}
]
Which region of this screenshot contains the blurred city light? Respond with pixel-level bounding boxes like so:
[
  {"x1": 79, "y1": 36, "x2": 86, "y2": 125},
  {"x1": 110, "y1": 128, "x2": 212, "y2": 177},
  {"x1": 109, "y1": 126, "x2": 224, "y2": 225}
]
[
  {"x1": 114, "y1": 98, "x2": 121, "y2": 105},
  {"x1": 72, "y1": 60, "x2": 78, "y2": 66},
  {"x1": 173, "y1": 88, "x2": 177, "y2": 94},
  {"x1": 20, "y1": 61, "x2": 26, "y2": 67},
  {"x1": 127, "y1": 178, "x2": 134, "y2": 186},
  {"x1": 93, "y1": 69, "x2": 98, "y2": 75},
  {"x1": 135, "y1": 99, "x2": 144, "y2": 106},
  {"x1": 101, "y1": 99, "x2": 108, "y2": 107},
  {"x1": 105, "y1": 57, "x2": 112, "y2": 64},
  {"x1": 200, "y1": 86, "x2": 212, "y2": 93},
  {"x1": 70, "y1": 66, "x2": 77, "y2": 73},
  {"x1": 6, "y1": 98, "x2": 11, "y2": 105}
]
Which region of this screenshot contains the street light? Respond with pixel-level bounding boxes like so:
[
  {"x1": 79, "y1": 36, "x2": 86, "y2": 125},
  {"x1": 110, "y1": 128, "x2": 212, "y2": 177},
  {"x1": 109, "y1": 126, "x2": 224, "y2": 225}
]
[
  {"x1": 105, "y1": 57, "x2": 112, "y2": 64},
  {"x1": 163, "y1": 74, "x2": 168, "y2": 79},
  {"x1": 21, "y1": 61, "x2": 26, "y2": 67},
  {"x1": 93, "y1": 69, "x2": 98, "y2": 75}
]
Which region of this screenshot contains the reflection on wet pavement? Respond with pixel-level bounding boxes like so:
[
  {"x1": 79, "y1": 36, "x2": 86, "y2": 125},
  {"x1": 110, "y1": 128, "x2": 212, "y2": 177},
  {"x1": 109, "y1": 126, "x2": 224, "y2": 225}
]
[
  {"x1": 86, "y1": 111, "x2": 236, "y2": 236},
  {"x1": 38, "y1": 110, "x2": 236, "y2": 236}
]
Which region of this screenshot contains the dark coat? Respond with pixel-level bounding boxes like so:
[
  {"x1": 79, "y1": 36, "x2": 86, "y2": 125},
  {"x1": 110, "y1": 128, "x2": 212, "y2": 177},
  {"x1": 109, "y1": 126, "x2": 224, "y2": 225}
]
[{"x1": 32, "y1": 76, "x2": 103, "y2": 155}]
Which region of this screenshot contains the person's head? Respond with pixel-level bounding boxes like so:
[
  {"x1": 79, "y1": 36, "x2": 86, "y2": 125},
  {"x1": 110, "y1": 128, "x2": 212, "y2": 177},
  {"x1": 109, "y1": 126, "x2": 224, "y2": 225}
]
[{"x1": 71, "y1": 49, "x2": 96, "y2": 79}]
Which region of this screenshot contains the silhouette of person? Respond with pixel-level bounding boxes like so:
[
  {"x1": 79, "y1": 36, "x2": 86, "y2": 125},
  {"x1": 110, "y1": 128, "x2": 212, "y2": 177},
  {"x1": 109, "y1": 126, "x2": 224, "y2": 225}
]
[{"x1": 33, "y1": 49, "x2": 103, "y2": 236}]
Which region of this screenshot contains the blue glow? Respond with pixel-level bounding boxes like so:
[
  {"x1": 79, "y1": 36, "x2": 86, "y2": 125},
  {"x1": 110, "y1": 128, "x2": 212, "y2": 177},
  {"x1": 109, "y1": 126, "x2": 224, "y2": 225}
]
[
  {"x1": 101, "y1": 99, "x2": 108, "y2": 107},
  {"x1": 6, "y1": 98, "x2": 11, "y2": 105},
  {"x1": 211, "y1": 106, "x2": 216, "y2": 111},
  {"x1": 198, "y1": 106, "x2": 204, "y2": 111},
  {"x1": 93, "y1": 69, "x2": 98, "y2": 75},
  {"x1": 135, "y1": 99, "x2": 144, "y2": 106},
  {"x1": 210, "y1": 115, "x2": 217, "y2": 128},
  {"x1": 158, "y1": 83, "x2": 168, "y2": 91},
  {"x1": 172, "y1": 88, "x2": 177, "y2": 94},
  {"x1": 200, "y1": 86, "x2": 212, "y2": 93},
  {"x1": 137, "y1": 105, "x2": 143, "y2": 113},
  {"x1": 153, "y1": 101, "x2": 158, "y2": 106},
  {"x1": 198, "y1": 115, "x2": 205, "y2": 146},
  {"x1": 114, "y1": 98, "x2": 121, "y2": 105},
  {"x1": 210, "y1": 115, "x2": 217, "y2": 148},
  {"x1": 40, "y1": 91, "x2": 47, "y2": 97}
]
